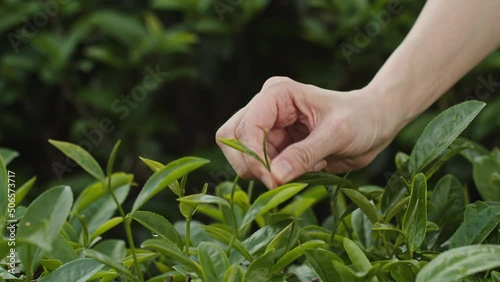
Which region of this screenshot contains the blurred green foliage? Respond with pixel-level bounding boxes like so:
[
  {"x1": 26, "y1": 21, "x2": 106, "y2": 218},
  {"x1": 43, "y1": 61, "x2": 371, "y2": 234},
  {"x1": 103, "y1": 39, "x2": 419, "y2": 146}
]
[{"x1": 0, "y1": 0, "x2": 499, "y2": 205}]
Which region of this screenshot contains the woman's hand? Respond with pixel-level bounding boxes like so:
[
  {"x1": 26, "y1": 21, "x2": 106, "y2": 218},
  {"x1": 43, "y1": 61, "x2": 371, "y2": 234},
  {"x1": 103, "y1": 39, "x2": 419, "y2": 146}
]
[{"x1": 216, "y1": 77, "x2": 404, "y2": 188}]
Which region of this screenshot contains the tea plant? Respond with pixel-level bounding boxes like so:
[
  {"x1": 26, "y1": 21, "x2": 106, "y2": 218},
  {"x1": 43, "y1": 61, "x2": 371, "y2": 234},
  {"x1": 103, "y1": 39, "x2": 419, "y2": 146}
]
[{"x1": 0, "y1": 100, "x2": 499, "y2": 282}]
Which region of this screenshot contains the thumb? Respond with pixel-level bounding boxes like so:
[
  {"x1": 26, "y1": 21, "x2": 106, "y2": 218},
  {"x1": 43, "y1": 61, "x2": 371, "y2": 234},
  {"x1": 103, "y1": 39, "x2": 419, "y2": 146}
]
[{"x1": 270, "y1": 132, "x2": 330, "y2": 185}]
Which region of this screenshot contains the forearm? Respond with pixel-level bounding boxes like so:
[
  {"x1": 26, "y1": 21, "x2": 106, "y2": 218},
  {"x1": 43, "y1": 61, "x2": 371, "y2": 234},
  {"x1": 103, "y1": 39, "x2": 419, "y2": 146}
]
[{"x1": 368, "y1": 0, "x2": 500, "y2": 129}]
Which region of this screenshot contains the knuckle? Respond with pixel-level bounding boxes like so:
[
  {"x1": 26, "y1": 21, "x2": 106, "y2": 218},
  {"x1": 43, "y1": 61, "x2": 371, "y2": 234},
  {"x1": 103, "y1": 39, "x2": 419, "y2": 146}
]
[
  {"x1": 263, "y1": 76, "x2": 295, "y2": 91},
  {"x1": 289, "y1": 144, "x2": 314, "y2": 169},
  {"x1": 234, "y1": 122, "x2": 248, "y2": 140}
]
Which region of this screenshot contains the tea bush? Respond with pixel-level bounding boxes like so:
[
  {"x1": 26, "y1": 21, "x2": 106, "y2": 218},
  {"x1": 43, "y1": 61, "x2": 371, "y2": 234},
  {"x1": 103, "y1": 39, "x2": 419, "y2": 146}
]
[{"x1": 1, "y1": 102, "x2": 500, "y2": 281}]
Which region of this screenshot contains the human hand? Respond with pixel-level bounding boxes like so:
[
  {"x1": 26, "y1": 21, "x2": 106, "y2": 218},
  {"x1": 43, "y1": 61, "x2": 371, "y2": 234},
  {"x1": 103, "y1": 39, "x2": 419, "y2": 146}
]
[{"x1": 216, "y1": 77, "x2": 404, "y2": 188}]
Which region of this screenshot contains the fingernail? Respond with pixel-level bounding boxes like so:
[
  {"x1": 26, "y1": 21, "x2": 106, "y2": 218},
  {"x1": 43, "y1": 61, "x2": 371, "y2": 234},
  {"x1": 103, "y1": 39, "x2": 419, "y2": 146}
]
[
  {"x1": 272, "y1": 160, "x2": 293, "y2": 183},
  {"x1": 313, "y1": 160, "x2": 327, "y2": 171}
]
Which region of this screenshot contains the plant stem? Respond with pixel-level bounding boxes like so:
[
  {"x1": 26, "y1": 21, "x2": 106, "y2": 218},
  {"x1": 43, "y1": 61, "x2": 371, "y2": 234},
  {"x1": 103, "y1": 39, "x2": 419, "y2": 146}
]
[
  {"x1": 226, "y1": 176, "x2": 240, "y2": 255},
  {"x1": 124, "y1": 218, "x2": 143, "y2": 282},
  {"x1": 329, "y1": 185, "x2": 340, "y2": 248},
  {"x1": 185, "y1": 216, "x2": 191, "y2": 257},
  {"x1": 106, "y1": 178, "x2": 142, "y2": 282}
]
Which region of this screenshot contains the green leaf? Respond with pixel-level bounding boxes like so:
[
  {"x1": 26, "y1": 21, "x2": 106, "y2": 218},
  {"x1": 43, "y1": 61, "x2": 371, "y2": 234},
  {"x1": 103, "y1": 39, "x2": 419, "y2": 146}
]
[
  {"x1": 17, "y1": 186, "x2": 73, "y2": 275},
  {"x1": 271, "y1": 240, "x2": 327, "y2": 274},
  {"x1": 351, "y1": 209, "x2": 374, "y2": 251},
  {"x1": 402, "y1": 173, "x2": 427, "y2": 253},
  {"x1": 381, "y1": 163, "x2": 410, "y2": 213},
  {"x1": 49, "y1": 139, "x2": 105, "y2": 181},
  {"x1": 294, "y1": 172, "x2": 351, "y2": 187},
  {"x1": 141, "y1": 239, "x2": 203, "y2": 277},
  {"x1": 132, "y1": 211, "x2": 183, "y2": 250},
  {"x1": 106, "y1": 140, "x2": 121, "y2": 176},
  {"x1": 178, "y1": 194, "x2": 230, "y2": 207},
  {"x1": 408, "y1": 101, "x2": 485, "y2": 175},
  {"x1": 244, "y1": 249, "x2": 274, "y2": 282},
  {"x1": 83, "y1": 249, "x2": 134, "y2": 278},
  {"x1": 139, "y1": 156, "x2": 165, "y2": 172},
  {"x1": 449, "y1": 202, "x2": 500, "y2": 248},
  {"x1": 132, "y1": 157, "x2": 209, "y2": 212},
  {"x1": 0, "y1": 157, "x2": 8, "y2": 224},
  {"x1": 472, "y1": 149, "x2": 500, "y2": 201},
  {"x1": 343, "y1": 238, "x2": 371, "y2": 273},
  {"x1": 265, "y1": 221, "x2": 300, "y2": 257},
  {"x1": 427, "y1": 175, "x2": 465, "y2": 247},
  {"x1": 0, "y1": 148, "x2": 19, "y2": 165},
  {"x1": 38, "y1": 258, "x2": 104, "y2": 282},
  {"x1": 15, "y1": 176, "x2": 36, "y2": 205},
  {"x1": 90, "y1": 217, "x2": 123, "y2": 241},
  {"x1": 72, "y1": 173, "x2": 133, "y2": 213},
  {"x1": 93, "y1": 240, "x2": 126, "y2": 261},
  {"x1": 217, "y1": 138, "x2": 267, "y2": 168},
  {"x1": 198, "y1": 242, "x2": 230, "y2": 282},
  {"x1": 422, "y1": 141, "x2": 473, "y2": 179},
  {"x1": 46, "y1": 234, "x2": 77, "y2": 264},
  {"x1": 223, "y1": 264, "x2": 245, "y2": 282},
  {"x1": 341, "y1": 188, "x2": 378, "y2": 223},
  {"x1": 304, "y1": 248, "x2": 342, "y2": 282},
  {"x1": 395, "y1": 152, "x2": 409, "y2": 169},
  {"x1": 202, "y1": 225, "x2": 253, "y2": 262},
  {"x1": 240, "y1": 183, "x2": 307, "y2": 231},
  {"x1": 415, "y1": 245, "x2": 500, "y2": 282}
]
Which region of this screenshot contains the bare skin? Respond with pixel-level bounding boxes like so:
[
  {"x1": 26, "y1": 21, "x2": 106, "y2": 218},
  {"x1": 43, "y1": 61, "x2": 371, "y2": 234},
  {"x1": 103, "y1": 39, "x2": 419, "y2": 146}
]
[{"x1": 216, "y1": 0, "x2": 500, "y2": 188}]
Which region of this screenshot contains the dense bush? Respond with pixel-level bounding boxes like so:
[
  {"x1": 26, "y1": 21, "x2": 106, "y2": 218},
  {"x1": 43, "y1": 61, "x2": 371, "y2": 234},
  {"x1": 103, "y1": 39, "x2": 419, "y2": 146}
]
[{"x1": 1, "y1": 101, "x2": 499, "y2": 281}]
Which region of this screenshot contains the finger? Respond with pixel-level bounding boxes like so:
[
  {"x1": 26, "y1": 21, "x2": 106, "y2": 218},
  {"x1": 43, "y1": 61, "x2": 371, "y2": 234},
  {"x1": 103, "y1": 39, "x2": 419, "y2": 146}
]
[
  {"x1": 270, "y1": 127, "x2": 333, "y2": 185},
  {"x1": 216, "y1": 107, "x2": 256, "y2": 179}
]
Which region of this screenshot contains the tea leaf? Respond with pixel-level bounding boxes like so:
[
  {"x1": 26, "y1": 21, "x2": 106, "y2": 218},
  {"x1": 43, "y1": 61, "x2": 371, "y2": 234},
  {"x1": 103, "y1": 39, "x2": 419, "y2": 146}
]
[
  {"x1": 178, "y1": 194, "x2": 230, "y2": 207},
  {"x1": 202, "y1": 225, "x2": 253, "y2": 262},
  {"x1": 133, "y1": 211, "x2": 183, "y2": 249},
  {"x1": 106, "y1": 140, "x2": 121, "y2": 176},
  {"x1": 0, "y1": 148, "x2": 19, "y2": 165},
  {"x1": 15, "y1": 176, "x2": 36, "y2": 206},
  {"x1": 240, "y1": 183, "x2": 307, "y2": 231},
  {"x1": 198, "y1": 242, "x2": 230, "y2": 282},
  {"x1": 132, "y1": 156, "x2": 209, "y2": 213},
  {"x1": 294, "y1": 171, "x2": 351, "y2": 187},
  {"x1": 17, "y1": 186, "x2": 73, "y2": 275},
  {"x1": 90, "y1": 217, "x2": 123, "y2": 241},
  {"x1": 341, "y1": 188, "x2": 378, "y2": 223},
  {"x1": 244, "y1": 249, "x2": 274, "y2": 282},
  {"x1": 218, "y1": 138, "x2": 267, "y2": 168},
  {"x1": 49, "y1": 139, "x2": 105, "y2": 181},
  {"x1": 141, "y1": 239, "x2": 203, "y2": 277},
  {"x1": 0, "y1": 157, "x2": 8, "y2": 222},
  {"x1": 304, "y1": 248, "x2": 342, "y2": 282},
  {"x1": 427, "y1": 175, "x2": 465, "y2": 247},
  {"x1": 415, "y1": 245, "x2": 500, "y2": 282},
  {"x1": 72, "y1": 173, "x2": 133, "y2": 213},
  {"x1": 343, "y1": 238, "x2": 371, "y2": 273},
  {"x1": 223, "y1": 264, "x2": 245, "y2": 282},
  {"x1": 271, "y1": 240, "x2": 327, "y2": 274},
  {"x1": 409, "y1": 101, "x2": 485, "y2": 175},
  {"x1": 38, "y1": 258, "x2": 103, "y2": 282},
  {"x1": 83, "y1": 249, "x2": 134, "y2": 278},
  {"x1": 472, "y1": 149, "x2": 500, "y2": 201},
  {"x1": 402, "y1": 173, "x2": 427, "y2": 253},
  {"x1": 449, "y1": 202, "x2": 500, "y2": 248},
  {"x1": 139, "y1": 156, "x2": 165, "y2": 172}
]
